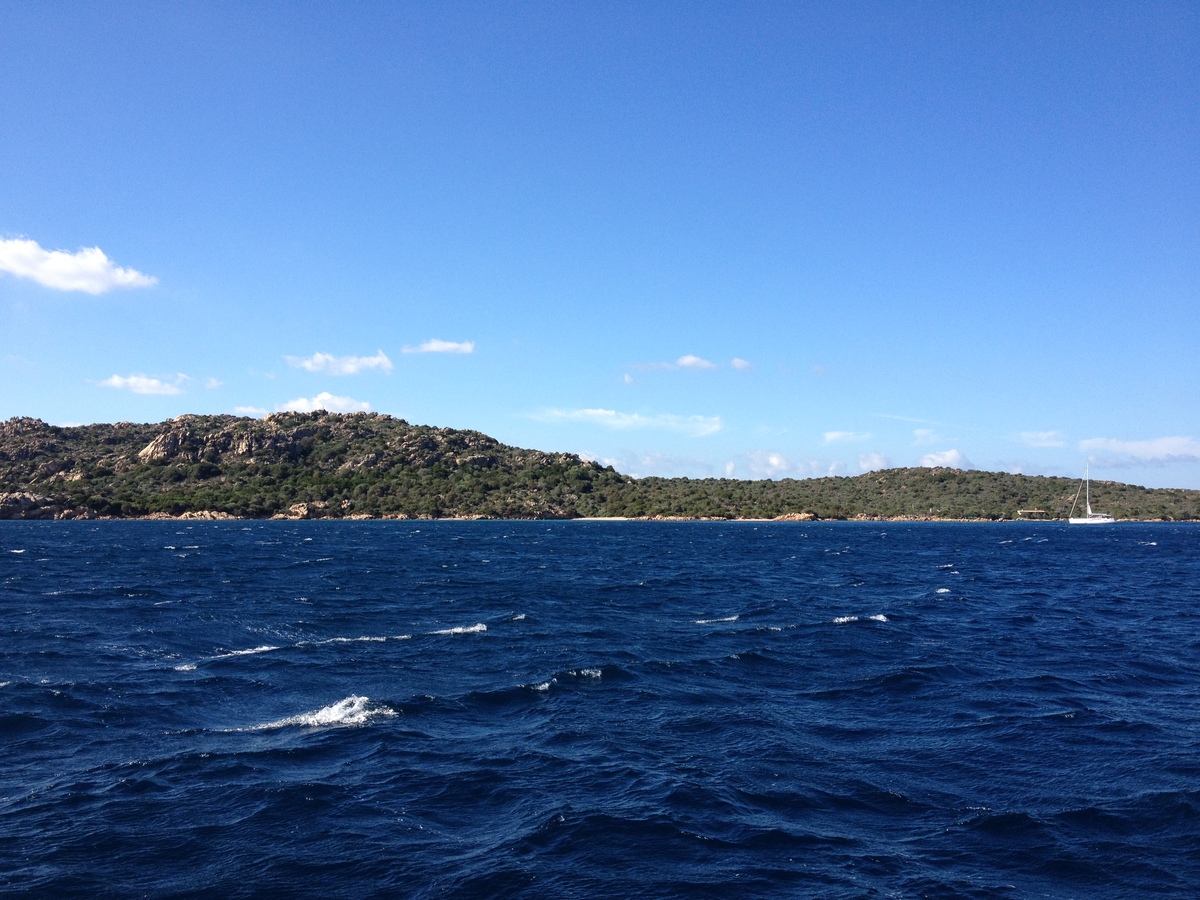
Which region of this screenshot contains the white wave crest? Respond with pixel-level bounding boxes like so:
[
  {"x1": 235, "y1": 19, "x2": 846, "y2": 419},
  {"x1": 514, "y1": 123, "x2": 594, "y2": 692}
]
[
  {"x1": 512, "y1": 614, "x2": 526, "y2": 621},
  {"x1": 867, "y1": 614, "x2": 888, "y2": 622},
  {"x1": 935, "y1": 588, "x2": 951, "y2": 594},
  {"x1": 10, "y1": 549, "x2": 25, "y2": 554},
  {"x1": 574, "y1": 668, "x2": 602, "y2": 678},
  {"x1": 248, "y1": 695, "x2": 396, "y2": 730},
  {"x1": 174, "y1": 663, "x2": 197, "y2": 672},
  {"x1": 832, "y1": 616, "x2": 859, "y2": 624},
  {"x1": 215, "y1": 645, "x2": 280, "y2": 659},
  {"x1": 695, "y1": 615, "x2": 739, "y2": 624},
  {"x1": 430, "y1": 623, "x2": 487, "y2": 635},
  {"x1": 317, "y1": 636, "x2": 387, "y2": 644}
]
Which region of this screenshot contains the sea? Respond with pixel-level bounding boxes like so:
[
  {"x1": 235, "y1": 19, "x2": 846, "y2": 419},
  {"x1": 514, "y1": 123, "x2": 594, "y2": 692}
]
[{"x1": 1, "y1": 520, "x2": 1198, "y2": 898}]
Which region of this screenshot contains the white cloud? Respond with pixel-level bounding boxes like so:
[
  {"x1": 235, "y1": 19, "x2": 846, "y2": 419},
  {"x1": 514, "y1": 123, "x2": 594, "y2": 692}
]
[
  {"x1": 99, "y1": 374, "x2": 187, "y2": 395},
  {"x1": 1079, "y1": 436, "x2": 1200, "y2": 466},
  {"x1": 0, "y1": 237, "x2": 157, "y2": 294},
  {"x1": 631, "y1": 354, "x2": 720, "y2": 372},
  {"x1": 285, "y1": 350, "x2": 393, "y2": 375},
  {"x1": 533, "y1": 408, "x2": 722, "y2": 437},
  {"x1": 402, "y1": 339, "x2": 475, "y2": 354},
  {"x1": 730, "y1": 357, "x2": 752, "y2": 371},
  {"x1": 913, "y1": 428, "x2": 938, "y2": 444},
  {"x1": 742, "y1": 452, "x2": 845, "y2": 480},
  {"x1": 204, "y1": 377, "x2": 223, "y2": 389},
  {"x1": 748, "y1": 452, "x2": 793, "y2": 478},
  {"x1": 919, "y1": 449, "x2": 972, "y2": 469},
  {"x1": 858, "y1": 452, "x2": 891, "y2": 472},
  {"x1": 277, "y1": 392, "x2": 371, "y2": 413},
  {"x1": 824, "y1": 431, "x2": 871, "y2": 443},
  {"x1": 234, "y1": 406, "x2": 268, "y2": 417},
  {"x1": 1021, "y1": 430, "x2": 1066, "y2": 448},
  {"x1": 623, "y1": 373, "x2": 635, "y2": 385}
]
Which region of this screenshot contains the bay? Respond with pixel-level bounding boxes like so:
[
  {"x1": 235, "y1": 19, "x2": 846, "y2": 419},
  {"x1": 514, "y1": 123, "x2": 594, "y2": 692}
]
[{"x1": 2, "y1": 521, "x2": 1198, "y2": 897}]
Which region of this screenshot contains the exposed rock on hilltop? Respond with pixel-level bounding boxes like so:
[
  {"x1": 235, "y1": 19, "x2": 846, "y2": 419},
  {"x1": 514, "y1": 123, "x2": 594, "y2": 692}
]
[
  {"x1": 0, "y1": 412, "x2": 627, "y2": 519},
  {"x1": 1, "y1": 413, "x2": 1197, "y2": 520}
]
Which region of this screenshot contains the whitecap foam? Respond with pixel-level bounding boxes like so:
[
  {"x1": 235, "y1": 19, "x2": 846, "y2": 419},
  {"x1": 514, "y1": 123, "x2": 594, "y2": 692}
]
[
  {"x1": 430, "y1": 623, "x2": 487, "y2": 635},
  {"x1": 174, "y1": 663, "x2": 196, "y2": 671},
  {"x1": 528, "y1": 679, "x2": 555, "y2": 692},
  {"x1": 574, "y1": 668, "x2": 602, "y2": 679},
  {"x1": 0, "y1": 681, "x2": 11, "y2": 688},
  {"x1": 832, "y1": 616, "x2": 859, "y2": 624},
  {"x1": 10, "y1": 549, "x2": 26, "y2": 554},
  {"x1": 512, "y1": 614, "x2": 526, "y2": 621},
  {"x1": 937, "y1": 563, "x2": 954, "y2": 569},
  {"x1": 215, "y1": 645, "x2": 280, "y2": 659},
  {"x1": 935, "y1": 588, "x2": 951, "y2": 594},
  {"x1": 695, "y1": 615, "x2": 739, "y2": 624},
  {"x1": 867, "y1": 614, "x2": 888, "y2": 622},
  {"x1": 317, "y1": 636, "x2": 387, "y2": 644},
  {"x1": 242, "y1": 695, "x2": 396, "y2": 731}
]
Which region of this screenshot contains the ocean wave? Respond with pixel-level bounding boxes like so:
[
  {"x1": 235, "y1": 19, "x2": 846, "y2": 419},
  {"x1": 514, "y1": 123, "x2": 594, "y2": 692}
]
[
  {"x1": 214, "y1": 645, "x2": 281, "y2": 659},
  {"x1": 242, "y1": 695, "x2": 397, "y2": 731},
  {"x1": 695, "y1": 615, "x2": 739, "y2": 624},
  {"x1": 430, "y1": 623, "x2": 487, "y2": 635}
]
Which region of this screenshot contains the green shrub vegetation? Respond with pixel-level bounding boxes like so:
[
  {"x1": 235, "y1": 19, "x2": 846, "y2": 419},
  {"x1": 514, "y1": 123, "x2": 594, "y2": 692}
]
[{"x1": 1, "y1": 413, "x2": 1196, "y2": 521}]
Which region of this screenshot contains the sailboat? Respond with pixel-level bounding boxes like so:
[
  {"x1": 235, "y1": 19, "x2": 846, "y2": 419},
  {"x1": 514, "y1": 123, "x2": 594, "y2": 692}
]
[{"x1": 1068, "y1": 465, "x2": 1115, "y2": 524}]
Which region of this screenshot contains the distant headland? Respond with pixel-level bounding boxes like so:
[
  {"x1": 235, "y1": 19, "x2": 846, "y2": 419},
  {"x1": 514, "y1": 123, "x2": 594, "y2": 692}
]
[{"x1": 1, "y1": 413, "x2": 1197, "y2": 522}]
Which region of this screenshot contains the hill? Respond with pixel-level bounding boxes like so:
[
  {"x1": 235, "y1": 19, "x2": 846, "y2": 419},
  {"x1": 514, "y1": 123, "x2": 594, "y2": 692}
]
[{"x1": 1, "y1": 413, "x2": 1197, "y2": 521}]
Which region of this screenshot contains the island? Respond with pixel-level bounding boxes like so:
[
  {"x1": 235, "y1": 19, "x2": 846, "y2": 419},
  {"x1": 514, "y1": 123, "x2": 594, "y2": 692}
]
[{"x1": 1, "y1": 413, "x2": 1197, "y2": 521}]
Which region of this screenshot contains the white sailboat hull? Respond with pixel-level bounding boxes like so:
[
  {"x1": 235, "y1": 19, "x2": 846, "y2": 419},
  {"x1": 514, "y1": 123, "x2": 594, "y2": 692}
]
[{"x1": 1068, "y1": 466, "x2": 1114, "y2": 524}]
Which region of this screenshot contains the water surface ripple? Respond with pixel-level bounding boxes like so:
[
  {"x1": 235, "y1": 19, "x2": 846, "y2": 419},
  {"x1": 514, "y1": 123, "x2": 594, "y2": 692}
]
[{"x1": 2, "y1": 521, "x2": 1198, "y2": 897}]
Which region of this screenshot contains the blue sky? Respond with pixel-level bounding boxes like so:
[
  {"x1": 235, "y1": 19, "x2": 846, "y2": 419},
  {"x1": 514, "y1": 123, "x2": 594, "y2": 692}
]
[{"x1": 2, "y1": 2, "x2": 1197, "y2": 488}]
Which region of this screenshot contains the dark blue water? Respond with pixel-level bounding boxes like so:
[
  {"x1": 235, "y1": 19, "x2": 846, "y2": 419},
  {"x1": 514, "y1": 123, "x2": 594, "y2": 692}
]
[{"x1": 2, "y1": 521, "x2": 1198, "y2": 898}]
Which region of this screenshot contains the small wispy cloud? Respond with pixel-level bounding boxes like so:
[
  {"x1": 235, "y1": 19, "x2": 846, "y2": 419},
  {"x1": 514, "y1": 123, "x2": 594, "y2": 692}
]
[
  {"x1": 919, "y1": 449, "x2": 971, "y2": 469},
  {"x1": 631, "y1": 354, "x2": 722, "y2": 372},
  {"x1": 730, "y1": 357, "x2": 752, "y2": 371},
  {"x1": 858, "y1": 452, "x2": 890, "y2": 472},
  {"x1": 742, "y1": 451, "x2": 846, "y2": 479},
  {"x1": 277, "y1": 392, "x2": 371, "y2": 414},
  {"x1": 533, "y1": 408, "x2": 722, "y2": 437},
  {"x1": 1079, "y1": 436, "x2": 1200, "y2": 466},
  {"x1": 824, "y1": 431, "x2": 871, "y2": 443},
  {"x1": 1021, "y1": 430, "x2": 1066, "y2": 448},
  {"x1": 675, "y1": 354, "x2": 716, "y2": 370},
  {"x1": 204, "y1": 377, "x2": 223, "y2": 389},
  {"x1": 913, "y1": 428, "x2": 938, "y2": 445},
  {"x1": 401, "y1": 339, "x2": 475, "y2": 354},
  {"x1": 0, "y1": 237, "x2": 157, "y2": 294},
  {"x1": 875, "y1": 413, "x2": 947, "y2": 427},
  {"x1": 98, "y1": 374, "x2": 188, "y2": 395},
  {"x1": 746, "y1": 452, "x2": 794, "y2": 478},
  {"x1": 285, "y1": 350, "x2": 393, "y2": 375}
]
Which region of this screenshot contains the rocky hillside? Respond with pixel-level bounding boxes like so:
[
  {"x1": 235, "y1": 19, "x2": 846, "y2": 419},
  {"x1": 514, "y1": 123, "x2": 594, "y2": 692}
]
[
  {"x1": 1, "y1": 413, "x2": 1197, "y2": 520},
  {"x1": 0, "y1": 412, "x2": 629, "y2": 519}
]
